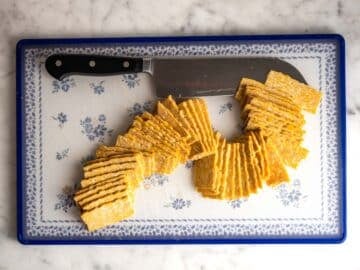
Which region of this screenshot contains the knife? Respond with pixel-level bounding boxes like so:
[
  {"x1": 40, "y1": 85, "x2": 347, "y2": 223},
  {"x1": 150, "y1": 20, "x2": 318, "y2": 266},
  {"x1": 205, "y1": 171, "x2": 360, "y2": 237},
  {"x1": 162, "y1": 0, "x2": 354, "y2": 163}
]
[{"x1": 45, "y1": 54, "x2": 306, "y2": 98}]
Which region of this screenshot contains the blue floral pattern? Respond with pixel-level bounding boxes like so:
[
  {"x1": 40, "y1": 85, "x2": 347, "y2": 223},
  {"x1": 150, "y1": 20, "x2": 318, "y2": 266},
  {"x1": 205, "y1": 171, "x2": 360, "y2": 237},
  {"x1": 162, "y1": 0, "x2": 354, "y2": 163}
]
[
  {"x1": 228, "y1": 198, "x2": 248, "y2": 209},
  {"x1": 51, "y1": 112, "x2": 68, "y2": 128},
  {"x1": 127, "y1": 101, "x2": 154, "y2": 117},
  {"x1": 89, "y1": 80, "x2": 105, "y2": 95},
  {"x1": 122, "y1": 74, "x2": 140, "y2": 88},
  {"x1": 164, "y1": 196, "x2": 192, "y2": 210},
  {"x1": 237, "y1": 122, "x2": 244, "y2": 131},
  {"x1": 52, "y1": 77, "x2": 76, "y2": 93},
  {"x1": 80, "y1": 114, "x2": 113, "y2": 143},
  {"x1": 54, "y1": 184, "x2": 77, "y2": 212},
  {"x1": 143, "y1": 174, "x2": 169, "y2": 189},
  {"x1": 80, "y1": 155, "x2": 94, "y2": 165},
  {"x1": 185, "y1": 160, "x2": 194, "y2": 169},
  {"x1": 219, "y1": 102, "x2": 233, "y2": 114},
  {"x1": 275, "y1": 179, "x2": 307, "y2": 208},
  {"x1": 56, "y1": 148, "x2": 69, "y2": 160}
]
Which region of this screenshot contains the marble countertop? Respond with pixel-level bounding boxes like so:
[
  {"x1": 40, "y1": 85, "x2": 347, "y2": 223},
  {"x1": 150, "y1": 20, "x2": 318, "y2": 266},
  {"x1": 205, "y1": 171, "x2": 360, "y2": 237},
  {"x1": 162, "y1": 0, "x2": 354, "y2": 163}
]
[{"x1": 0, "y1": 0, "x2": 359, "y2": 269}]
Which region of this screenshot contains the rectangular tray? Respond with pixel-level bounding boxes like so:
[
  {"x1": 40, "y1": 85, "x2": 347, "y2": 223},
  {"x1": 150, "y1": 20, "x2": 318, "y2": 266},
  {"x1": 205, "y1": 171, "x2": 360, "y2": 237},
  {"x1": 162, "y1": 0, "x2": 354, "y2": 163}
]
[{"x1": 16, "y1": 34, "x2": 346, "y2": 244}]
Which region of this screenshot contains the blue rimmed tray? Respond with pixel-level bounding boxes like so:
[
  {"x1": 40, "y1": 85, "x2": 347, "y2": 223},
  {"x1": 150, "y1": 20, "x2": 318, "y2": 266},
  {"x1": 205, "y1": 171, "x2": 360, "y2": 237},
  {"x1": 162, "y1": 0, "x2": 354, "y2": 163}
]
[{"x1": 16, "y1": 34, "x2": 346, "y2": 244}]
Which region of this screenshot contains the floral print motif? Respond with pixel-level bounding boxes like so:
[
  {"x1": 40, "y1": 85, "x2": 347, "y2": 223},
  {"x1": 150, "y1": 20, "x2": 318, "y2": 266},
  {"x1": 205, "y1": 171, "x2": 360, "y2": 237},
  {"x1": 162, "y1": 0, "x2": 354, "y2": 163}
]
[
  {"x1": 80, "y1": 114, "x2": 113, "y2": 143},
  {"x1": 143, "y1": 174, "x2": 169, "y2": 189},
  {"x1": 89, "y1": 80, "x2": 105, "y2": 95},
  {"x1": 237, "y1": 122, "x2": 244, "y2": 131},
  {"x1": 80, "y1": 155, "x2": 94, "y2": 165},
  {"x1": 276, "y1": 179, "x2": 307, "y2": 208},
  {"x1": 56, "y1": 148, "x2": 69, "y2": 160},
  {"x1": 185, "y1": 160, "x2": 194, "y2": 169},
  {"x1": 121, "y1": 74, "x2": 140, "y2": 88},
  {"x1": 52, "y1": 77, "x2": 76, "y2": 93},
  {"x1": 219, "y1": 102, "x2": 233, "y2": 114},
  {"x1": 228, "y1": 198, "x2": 248, "y2": 209},
  {"x1": 127, "y1": 101, "x2": 154, "y2": 117},
  {"x1": 51, "y1": 112, "x2": 68, "y2": 128},
  {"x1": 164, "y1": 196, "x2": 191, "y2": 210},
  {"x1": 54, "y1": 184, "x2": 78, "y2": 212}
]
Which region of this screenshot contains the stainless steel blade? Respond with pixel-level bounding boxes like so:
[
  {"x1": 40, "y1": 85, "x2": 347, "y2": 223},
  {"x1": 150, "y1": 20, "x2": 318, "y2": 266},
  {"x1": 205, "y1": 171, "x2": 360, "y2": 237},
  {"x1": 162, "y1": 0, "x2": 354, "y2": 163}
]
[{"x1": 151, "y1": 57, "x2": 306, "y2": 98}]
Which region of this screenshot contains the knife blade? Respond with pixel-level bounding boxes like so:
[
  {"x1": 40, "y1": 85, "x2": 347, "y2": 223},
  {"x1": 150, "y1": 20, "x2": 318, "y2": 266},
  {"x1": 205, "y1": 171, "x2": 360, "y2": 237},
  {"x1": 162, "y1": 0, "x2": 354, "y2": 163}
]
[{"x1": 45, "y1": 54, "x2": 306, "y2": 98}]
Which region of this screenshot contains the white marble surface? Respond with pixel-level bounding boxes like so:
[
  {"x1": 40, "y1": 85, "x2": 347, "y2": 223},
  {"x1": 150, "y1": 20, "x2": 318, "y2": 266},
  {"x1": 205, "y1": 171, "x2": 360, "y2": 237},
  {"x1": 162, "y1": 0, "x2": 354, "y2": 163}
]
[{"x1": 0, "y1": 0, "x2": 359, "y2": 269}]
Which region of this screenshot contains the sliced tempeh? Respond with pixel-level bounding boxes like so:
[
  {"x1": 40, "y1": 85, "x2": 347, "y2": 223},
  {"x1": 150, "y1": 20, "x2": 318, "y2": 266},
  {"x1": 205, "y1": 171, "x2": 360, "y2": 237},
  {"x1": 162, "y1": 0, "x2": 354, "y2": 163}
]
[
  {"x1": 265, "y1": 70, "x2": 322, "y2": 113},
  {"x1": 264, "y1": 137, "x2": 290, "y2": 186},
  {"x1": 81, "y1": 197, "x2": 134, "y2": 232}
]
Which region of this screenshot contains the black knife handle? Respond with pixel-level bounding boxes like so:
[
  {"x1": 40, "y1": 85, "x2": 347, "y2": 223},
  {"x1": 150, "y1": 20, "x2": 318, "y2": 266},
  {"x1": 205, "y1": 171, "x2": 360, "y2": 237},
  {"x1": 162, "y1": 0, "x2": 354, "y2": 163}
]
[{"x1": 45, "y1": 54, "x2": 144, "y2": 80}]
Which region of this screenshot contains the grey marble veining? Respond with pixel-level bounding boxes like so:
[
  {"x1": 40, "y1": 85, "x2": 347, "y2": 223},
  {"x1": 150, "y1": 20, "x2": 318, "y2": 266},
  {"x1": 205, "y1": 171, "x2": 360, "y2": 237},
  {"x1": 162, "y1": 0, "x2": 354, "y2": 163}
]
[{"x1": 0, "y1": 0, "x2": 359, "y2": 269}]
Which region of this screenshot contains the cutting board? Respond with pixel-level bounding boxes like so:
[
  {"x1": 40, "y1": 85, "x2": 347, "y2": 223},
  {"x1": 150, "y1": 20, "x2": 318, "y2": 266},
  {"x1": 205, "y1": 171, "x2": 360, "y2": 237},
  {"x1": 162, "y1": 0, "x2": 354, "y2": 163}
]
[{"x1": 16, "y1": 35, "x2": 346, "y2": 244}]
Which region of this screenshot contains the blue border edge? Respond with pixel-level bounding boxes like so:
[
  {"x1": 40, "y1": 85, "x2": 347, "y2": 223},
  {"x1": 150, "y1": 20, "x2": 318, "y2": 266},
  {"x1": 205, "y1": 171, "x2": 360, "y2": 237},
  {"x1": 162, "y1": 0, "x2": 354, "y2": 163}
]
[
  {"x1": 338, "y1": 33, "x2": 347, "y2": 244},
  {"x1": 16, "y1": 38, "x2": 25, "y2": 244},
  {"x1": 16, "y1": 34, "x2": 347, "y2": 245}
]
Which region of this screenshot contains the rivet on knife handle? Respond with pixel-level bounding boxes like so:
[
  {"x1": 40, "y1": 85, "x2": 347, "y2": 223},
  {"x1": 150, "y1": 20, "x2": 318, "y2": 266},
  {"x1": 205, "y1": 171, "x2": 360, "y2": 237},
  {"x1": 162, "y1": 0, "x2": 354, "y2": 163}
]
[{"x1": 45, "y1": 54, "x2": 144, "y2": 80}]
